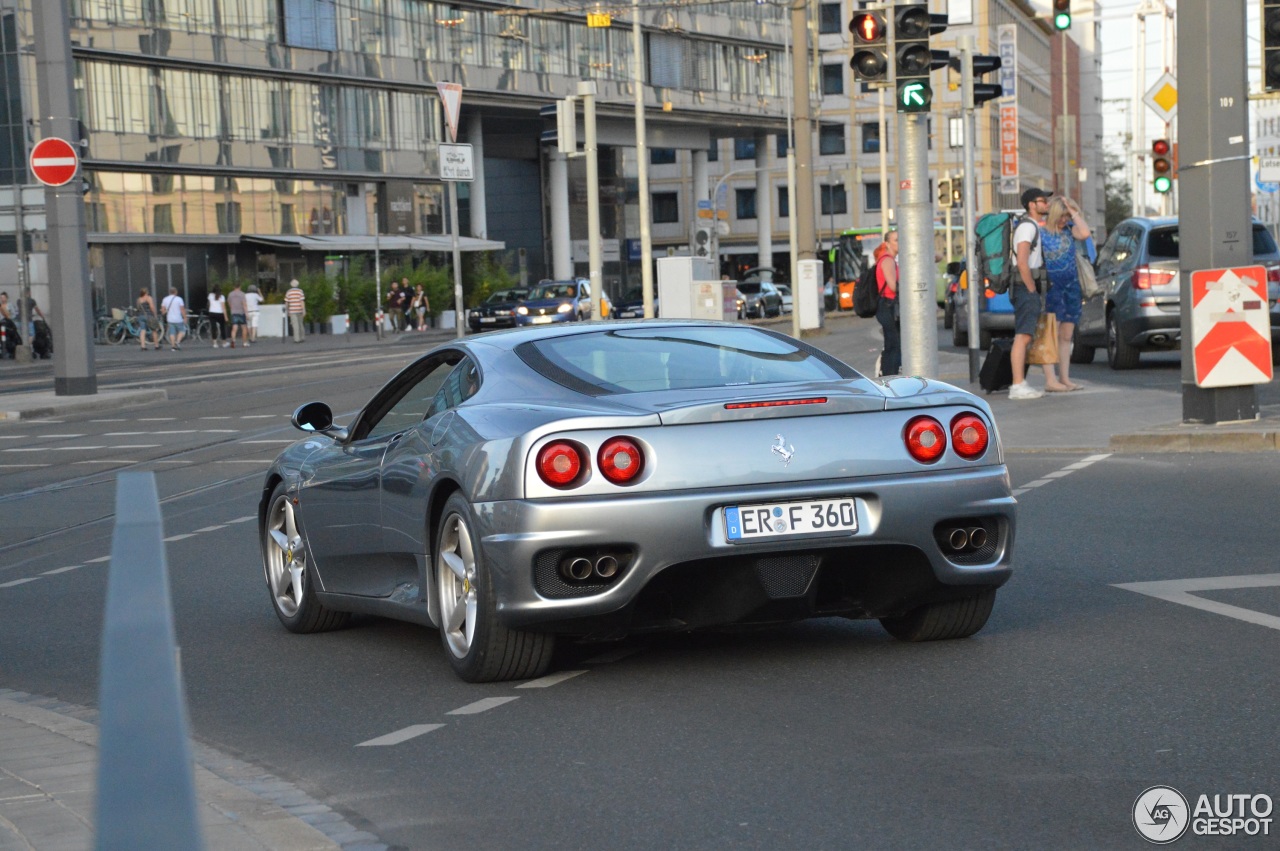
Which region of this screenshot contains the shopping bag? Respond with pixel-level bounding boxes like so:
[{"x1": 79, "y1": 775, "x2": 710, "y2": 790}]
[
  {"x1": 1027, "y1": 313, "x2": 1059, "y2": 365},
  {"x1": 1076, "y1": 252, "x2": 1101, "y2": 299}
]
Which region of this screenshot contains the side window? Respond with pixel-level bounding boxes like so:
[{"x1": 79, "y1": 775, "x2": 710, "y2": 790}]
[
  {"x1": 359, "y1": 354, "x2": 462, "y2": 441},
  {"x1": 1112, "y1": 227, "x2": 1142, "y2": 273},
  {"x1": 428, "y1": 358, "x2": 481, "y2": 417}
]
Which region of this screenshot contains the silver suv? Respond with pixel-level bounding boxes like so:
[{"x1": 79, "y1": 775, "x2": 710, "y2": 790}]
[{"x1": 1073, "y1": 217, "x2": 1280, "y2": 369}]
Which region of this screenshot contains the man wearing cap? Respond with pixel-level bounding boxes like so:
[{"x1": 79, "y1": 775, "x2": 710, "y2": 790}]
[{"x1": 1009, "y1": 187, "x2": 1051, "y2": 400}]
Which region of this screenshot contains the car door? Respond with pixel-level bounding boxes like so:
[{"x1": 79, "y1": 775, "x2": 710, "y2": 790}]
[
  {"x1": 1081, "y1": 224, "x2": 1140, "y2": 341},
  {"x1": 381, "y1": 356, "x2": 482, "y2": 568},
  {"x1": 578, "y1": 280, "x2": 592, "y2": 319},
  {"x1": 302, "y1": 350, "x2": 463, "y2": 597}
]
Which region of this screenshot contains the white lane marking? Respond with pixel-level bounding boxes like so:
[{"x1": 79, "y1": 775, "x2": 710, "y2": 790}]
[
  {"x1": 1115, "y1": 574, "x2": 1280, "y2": 631},
  {"x1": 194, "y1": 525, "x2": 226, "y2": 533},
  {"x1": 584, "y1": 646, "x2": 643, "y2": 665},
  {"x1": 1021, "y1": 479, "x2": 1052, "y2": 488},
  {"x1": 447, "y1": 697, "x2": 519, "y2": 715},
  {"x1": 221, "y1": 460, "x2": 272, "y2": 464},
  {"x1": 0, "y1": 577, "x2": 38, "y2": 588},
  {"x1": 74, "y1": 460, "x2": 138, "y2": 464},
  {"x1": 1043, "y1": 471, "x2": 1073, "y2": 478},
  {"x1": 241, "y1": 414, "x2": 281, "y2": 419},
  {"x1": 42, "y1": 566, "x2": 82, "y2": 575},
  {"x1": 226, "y1": 516, "x2": 255, "y2": 524},
  {"x1": 243, "y1": 439, "x2": 294, "y2": 444},
  {"x1": 164, "y1": 534, "x2": 196, "y2": 542},
  {"x1": 90, "y1": 419, "x2": 126, "y2": 422},
  {"x1": 0, "y1": 464, "x2": 50, "y2": 468},
  {"x1": 103, "y1": 431, "x2": 147, "y2": 436},
  {"x1": 516, "y1": 670, "x2": 588, "y2": 689},
  {"x1": 5, "y1": 447, "x2": 106, "y2": 452},
  {"x1": 85, "y1": 556, "x2": 111, "y2": 563},
  {"x1": 37, "y1": 434, "x2": 85, "y2": 438},
  {"x1": 1014, "y1": 453, "x2": 1111, "y2": 497},
  {"x1": 356, "y1": 724, "x2": 445, "y2": 747},
  {"x1": 152, "y1": 430, "x2": 198, "y2": 435},
  {"x1": 201, "y1": 429, "x2": 240, "y2": 433},
  {"x1": 200, "y1": 416, "x2": 232, "y2": 420},
  {"x1": 108, "y1": 445, "x2": 161, "y2": 449},
  {"x1": 0, "y1": 436, "x2": 23, "y2": 439},
  {"x1": 153, "y1": 460, "x2": 192, "y2": 465},
  {"x1": 138, "y1": 418, "x2": 176, "y2": 421}
]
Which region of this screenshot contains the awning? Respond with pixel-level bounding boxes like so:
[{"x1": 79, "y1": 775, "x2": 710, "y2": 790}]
[
  {"x1": 243, "y1": 234, "x2": 505, "y2": 252},
  {"x1": 90, "y1": 232, "x2": 241, "y2": 244}
]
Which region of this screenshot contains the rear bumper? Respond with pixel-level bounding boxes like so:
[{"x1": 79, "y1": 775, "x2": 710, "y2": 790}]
[
  {"x1": 474, "y1": 465, "x2": 1016, "y2": 632},
  {"x1": 1118, "y1": 310, "x2": 1180, "y2": 349}
]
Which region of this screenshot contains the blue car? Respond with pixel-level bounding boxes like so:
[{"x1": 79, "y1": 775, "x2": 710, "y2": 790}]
[{"x1": 514, "y1": 278, "x2": 600, "y2": 326}]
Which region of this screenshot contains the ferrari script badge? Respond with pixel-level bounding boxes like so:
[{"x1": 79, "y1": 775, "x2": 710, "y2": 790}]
[{"x1": 771, "y1": 434, "x2": 795, "y2": 466}]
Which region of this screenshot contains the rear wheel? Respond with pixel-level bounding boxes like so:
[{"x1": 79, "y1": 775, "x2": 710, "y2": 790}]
[
  {"x1": 951, "y1": 316, "x2": 968, "y2": 348},
  {"x1": 106, "y1": 320, "x2": 127, "y2": 345},
  {"x1": 880, "y1": 588, "x2": 997, "y2": 642},
  {"x1": 436, "y1": 492, "x2": 555, "y2": 682},
  {"x1": 263, "y1": 483, "x2": 350, "y2": 633},
  {"x1": 1070, "y1": 325, "x2": 1096, "y2": 364},
  {"x1": 1106, "y1": 311, "x2": 1140, "y2": 369},
  {"x1": 943, "y1": 299, "x2": 954, "y2": 329}
]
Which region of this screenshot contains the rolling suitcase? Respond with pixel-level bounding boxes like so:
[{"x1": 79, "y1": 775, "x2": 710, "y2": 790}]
[{"x1": 978, "y1": 337, "x2": 1013, "y2": 394}]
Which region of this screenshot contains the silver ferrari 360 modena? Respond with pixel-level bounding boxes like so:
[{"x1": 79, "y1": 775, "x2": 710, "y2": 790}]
[{"x1": 259, "y1": 321, "x2": 1016, "y2": 682}]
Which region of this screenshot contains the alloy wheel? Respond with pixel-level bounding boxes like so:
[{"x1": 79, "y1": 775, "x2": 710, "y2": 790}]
[
  {"x1": 265, "y1": 494, "x2": 305, "y2": 618},
  {"x1": 437, "y1": 512, "x2": 478, "y2": 659}
]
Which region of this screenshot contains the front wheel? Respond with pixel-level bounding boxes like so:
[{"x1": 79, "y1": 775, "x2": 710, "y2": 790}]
[
  {"x1": 1070, "y1": 325, "x2": 1096, "y2": 364},
  {"x1": 262, "y1": 483, "x2": 350, "y2": 633},
  {"x1": 880, "y1": 588, "x2": 997, "y2": 642},
  {"x1": 436, "y1": 492, "x2": 554, "y2": 682},
  {"x1": 106, "y1": 320, "x2": 127, "y2": 345}
]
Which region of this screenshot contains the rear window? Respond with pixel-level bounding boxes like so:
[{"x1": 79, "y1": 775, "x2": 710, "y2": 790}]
[
  {"x1": 1146, "y1": 225, "x2": 1278, "y2": 259},
  {"x1": 737, "y1": 282, "x2": 762, "y2": 295},
  {"x1": 516, "y1": 326, "x2": 854, "y2": 394}
]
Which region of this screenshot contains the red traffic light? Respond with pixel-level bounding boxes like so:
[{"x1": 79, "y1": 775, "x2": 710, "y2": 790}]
[
  {"x1": 849, "y1": 11, "x2": 885, "y2": 44},
  {"x1": 1152, "y1": 139, "x2": 1171, "y2": 157}
]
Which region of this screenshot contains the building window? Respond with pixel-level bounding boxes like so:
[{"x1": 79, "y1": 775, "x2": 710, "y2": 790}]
[
  {"x1": 864, "y1": 182, "x2": 882, "y2": 212},
  {"x1": 707, "y1": 141, "x2": 719, "y2": 162},
  {"x1": 652, "y1": 192, "x2": 679, "y2": 223},
  {"x1": 821, "y1": 64, "x2": 843, "y2": 95},
  {"x1": 777, "y1": 185, "x2": 789, "y2": 218},
  {"x1": 819, "y1": 2, "x2": 842, "y2": 34},
  {"x1": 650, "y1": 147, "x2": 676, "y2": 165},
  {"x1": 776, "y1": 133, "x2": 788, "y2": 158},
  {"x1": 735, "y1": 137, "x2": 756, "y2": 159},
  {"x1": 283, "y1": 0, "x2": 338, "y2": 50},
  {"x1": 820, "y1": 184, "x2": 848, "y2": 216},
  {"x1": 819, "y1": 123, "x2": 845, "y2": 156},
  {"x1": 861, "y1": 122, "x2": 881, "y2": 154},
  {"x1": 153, "y1": 204, "x2": 175, "y2": 234},
  {"x1": 216, "y1": 201, "x2": 243, "y2": 233},
  {"x1": 736, "y1": 187, "x2": 757, "y2": 220}
]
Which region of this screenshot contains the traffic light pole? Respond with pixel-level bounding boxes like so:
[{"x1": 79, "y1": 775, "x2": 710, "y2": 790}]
[
  {"x1": 960, "y1": 37, "x2": 982, "y2": 384},
  {"x1": 1177, "y1": 0, "x2": 1256, "y2": 424},
  {"x1": 897, "y1": 111, "x2": 936, "y2": 378}
]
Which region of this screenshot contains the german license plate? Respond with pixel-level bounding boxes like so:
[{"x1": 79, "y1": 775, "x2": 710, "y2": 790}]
[
  {"x1": 618, "y1": 310, "x2": 638, "y2": 318},
  {"x1": 532, "y1": 316, "x2": 553, "y2": 324},
  {"x1": 724, "y1": 498, "x2": 857, "y2": 541},
  {"x1": 480, "y1": 316, "x2": 496, "y2": 323}
]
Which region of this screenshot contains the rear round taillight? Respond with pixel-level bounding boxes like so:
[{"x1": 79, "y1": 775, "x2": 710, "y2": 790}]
[
  {"x1": 598, "y1": 437, "x2": 644, "y2": 484},
  {"x1": 904, "y1": 416, "x2": 946, "y2": 463},
  {"x1": 950, "y1": 414, "x2": 989, "y2": 459},
  {"x1": 537, "y1": 441, "x2": 584, "y2": 488}
]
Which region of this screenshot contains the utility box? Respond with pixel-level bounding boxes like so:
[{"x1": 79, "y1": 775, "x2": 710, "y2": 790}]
[
  {"x1": 657, "y1": 256, "x2": 722, "y2": 319},
  {"x1": 796, "y1": 259, "x2": 825, "y2": 331}
]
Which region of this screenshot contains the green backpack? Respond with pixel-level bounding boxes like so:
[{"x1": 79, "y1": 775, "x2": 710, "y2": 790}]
[{"x1": 974, "y1": 213, "x2": 1036, "y2": 294}]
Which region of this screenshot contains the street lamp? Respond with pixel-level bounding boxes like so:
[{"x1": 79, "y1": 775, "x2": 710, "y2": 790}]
[{"x1": 710, "y1": 166, "x2": 757, "y2": 265}]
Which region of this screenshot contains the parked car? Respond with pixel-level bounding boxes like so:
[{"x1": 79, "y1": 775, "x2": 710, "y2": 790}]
[
  {"x1": 951, "y1": 266, "x2": 1013, "y2": 350},
  {"x1": 261, "y1": 321, "x2": 1016, "y2": 682},
  {"x1": 942, "y1": 262, "x2": 963, "y2": 330},
  {"x1": 514, "y1": 278, "x2": 607, "y2": 326},
  {"x1": 1073, "y1": 217, "x2": 1280, "y2": 369},
  {"x1": 468, "y1": 287, "x2": 528, "y2": 332},
  {"x1": 735, "y1": 280, "x2": 784, "y2": 319},
  {"x1": 611, "y1": 288, "x2": 658, "y2": 319},
  {"x1": 776, "y1": 283, "x2": 794, "y2": 314}
]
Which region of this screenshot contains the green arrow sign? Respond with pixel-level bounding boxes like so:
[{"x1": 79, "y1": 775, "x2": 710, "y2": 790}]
[{"x1": 897, "y1": 81, "x2": 931, "y2": 113}]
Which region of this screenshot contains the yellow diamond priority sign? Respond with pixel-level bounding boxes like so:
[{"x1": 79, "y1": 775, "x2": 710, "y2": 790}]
[{"x1": 1143, "y1": 72, "x2": 1178, "y2": 123}]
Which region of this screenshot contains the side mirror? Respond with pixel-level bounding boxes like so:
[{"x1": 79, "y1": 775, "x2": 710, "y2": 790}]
[{"x1": 291, "y1": 401, "x2": 347, "y2": 440}]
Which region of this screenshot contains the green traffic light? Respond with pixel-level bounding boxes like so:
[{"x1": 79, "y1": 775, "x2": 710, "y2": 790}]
[
  {"x1": 897, "y1": 80, "x2": 931, "y2": 113},
  {"x1": 1153, "y1": 175, "x2": 1172, "y2": 194},
  {"x1": 1054, "y1": 12, "x2": 1071, "y2": 30}
]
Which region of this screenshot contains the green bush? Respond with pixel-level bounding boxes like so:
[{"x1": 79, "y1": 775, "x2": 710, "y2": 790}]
[
  {"x1": 297, "y1": 271, "x2": 336, "y2": 324},
  {"x1": 465, "y1": 252, "x2": 517, "y2": 308},
  {"x1": 336, "y1": 258, "x2": 376, "y2": 324}
]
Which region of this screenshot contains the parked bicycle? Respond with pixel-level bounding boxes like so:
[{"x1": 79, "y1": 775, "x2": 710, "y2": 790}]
[
  {"x1": 106, "y1": 308, "x2": 147, "y2": 345},
  {"x1": 189, "y1": 313, "x2": 212, "y2": 343}
]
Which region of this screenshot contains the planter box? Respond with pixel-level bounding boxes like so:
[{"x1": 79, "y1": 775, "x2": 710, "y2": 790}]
[{"x1": 329, "y1": 314, "x2": 348, "y2": 335}]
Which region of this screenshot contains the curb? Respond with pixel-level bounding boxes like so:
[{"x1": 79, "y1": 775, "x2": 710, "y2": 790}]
[{"x1": 0, "y1": 389, "x2": 168, "y2": 422}]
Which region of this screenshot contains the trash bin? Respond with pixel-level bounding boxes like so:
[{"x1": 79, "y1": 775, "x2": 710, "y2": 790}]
[{"x1": 439, "y1": 310, "x2": 456, "y2": 329}]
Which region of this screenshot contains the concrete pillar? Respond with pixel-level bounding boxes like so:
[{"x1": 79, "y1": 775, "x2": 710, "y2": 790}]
[
  {"x1": 466, "y1": 113, "x2": 487, "y2": 239},
  {"x1": 691, "y1": 149, "x2": 709, "y2": 204},
  {"x1": 754, "y1": 132, "x2": 773, "y2": 271},
  {"x1": 549, "y1": 150, "x2": 573, "y2": 279}
]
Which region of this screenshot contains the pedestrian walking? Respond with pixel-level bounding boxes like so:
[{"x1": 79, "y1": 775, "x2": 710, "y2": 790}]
[
  {"x1": 1039, "y1": 196, "x2": 1092, "y2": 392},
  {"x1": 285, "y1": 278, "x2": 306, "y2": 342},
  {"x1": 388, "y1": 281, "x2": 406, "y2": 332},
  {"x1": 227, "y1": 280, "x2": 249, "y2": 348},
  {"x1": 874, "y1": 230, "x2": 901, "y2": 377},
  {"x1": 160, "y1": 286, "x2": 187, "y2": 350},
  {"x1": 411, "y1": 284, "x2": 430, "y2": 331},
  {"x1": 1008, "y1": 188, "x2": 1051, "y2": 401},
  {"x1": 136, "y1": 286, "x2": 161, "y2": 350},
  {"x1": 207, "y1": 286, "x2": 228, "y2": 348},
  {"x1": 244, "y1": 284, "x2": 263, "y2": 343},
  {"x1": 0, "y1": 291, "x2": 16, "y2": 358}
]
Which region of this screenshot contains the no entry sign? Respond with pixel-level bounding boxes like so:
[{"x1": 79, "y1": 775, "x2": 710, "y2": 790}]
[{"x1": 29, "y1": 137, "x2": 79, "y2": 187}]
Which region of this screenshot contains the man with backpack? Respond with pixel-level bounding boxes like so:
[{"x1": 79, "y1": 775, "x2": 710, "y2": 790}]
[
  {"x1": 1008, "y1": 188, "x2": 1051, "y2": 400},
  {"x1": 873, "y1": 231, "x2": 900, "y2": 376}
]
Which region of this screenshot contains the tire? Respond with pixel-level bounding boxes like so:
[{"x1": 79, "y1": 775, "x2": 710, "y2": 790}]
[
  {"x1": 191, "y1": 320, "x2": 208, "y2": 343},
  {"x1": 977, "y1": 328, "x2": 992, "y2": 350},
  {"x1": 880, "y1": 588, "x2": 997, "y2": 642},
  {"x1": 1070, "y1": 325, "x2": 1096, "y2": 364},
  {"x1": 435, "y1": 492, "x2": 555, "y2": 682},
  {"x1": 1106, "y1": 311, "x2": 1140, "y2": 369},
  {"x1": 262, "y1": 483, "x2": 350, "y2": 633},
  {"x1": 106, "y1": 320, "x2": 127, "y2": 345},
  {"x1": 943, "y1": 300, "x2": 954, "y2": 330},
  {"x1": 951, "y1": 316, "x2": 968, "y2": 348}
]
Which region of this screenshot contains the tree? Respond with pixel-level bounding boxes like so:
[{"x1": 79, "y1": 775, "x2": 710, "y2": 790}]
[{"x1": 1104, "y1": 149, "x2": 1132, "y2": 235}]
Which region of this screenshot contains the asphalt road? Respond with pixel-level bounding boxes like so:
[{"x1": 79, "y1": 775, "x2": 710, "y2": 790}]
[{"x1": 1, "y1": 322, "x2": 1278, "y2": 849}]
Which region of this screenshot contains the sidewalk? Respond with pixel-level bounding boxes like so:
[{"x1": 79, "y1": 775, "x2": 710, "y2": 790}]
[{"x1": 0, "y1": 691, "x2": 381, "y2": 851}]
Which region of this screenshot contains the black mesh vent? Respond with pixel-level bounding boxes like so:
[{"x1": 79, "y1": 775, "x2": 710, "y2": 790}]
[
  {"x1": 533, "y1": 549, "x2": 632, "y2": 599},
  {"x1": 753, "y1": 554, "x2": 821, "y2": 599}
]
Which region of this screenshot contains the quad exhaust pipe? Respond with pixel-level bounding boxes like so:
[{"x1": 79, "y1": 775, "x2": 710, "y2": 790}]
[
  {"x1": 940, "y1": 525, "x2": 989, "y2": 553},
  {"x1": 559, "y1": 552, "x2": 627, "y2": 583}
]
